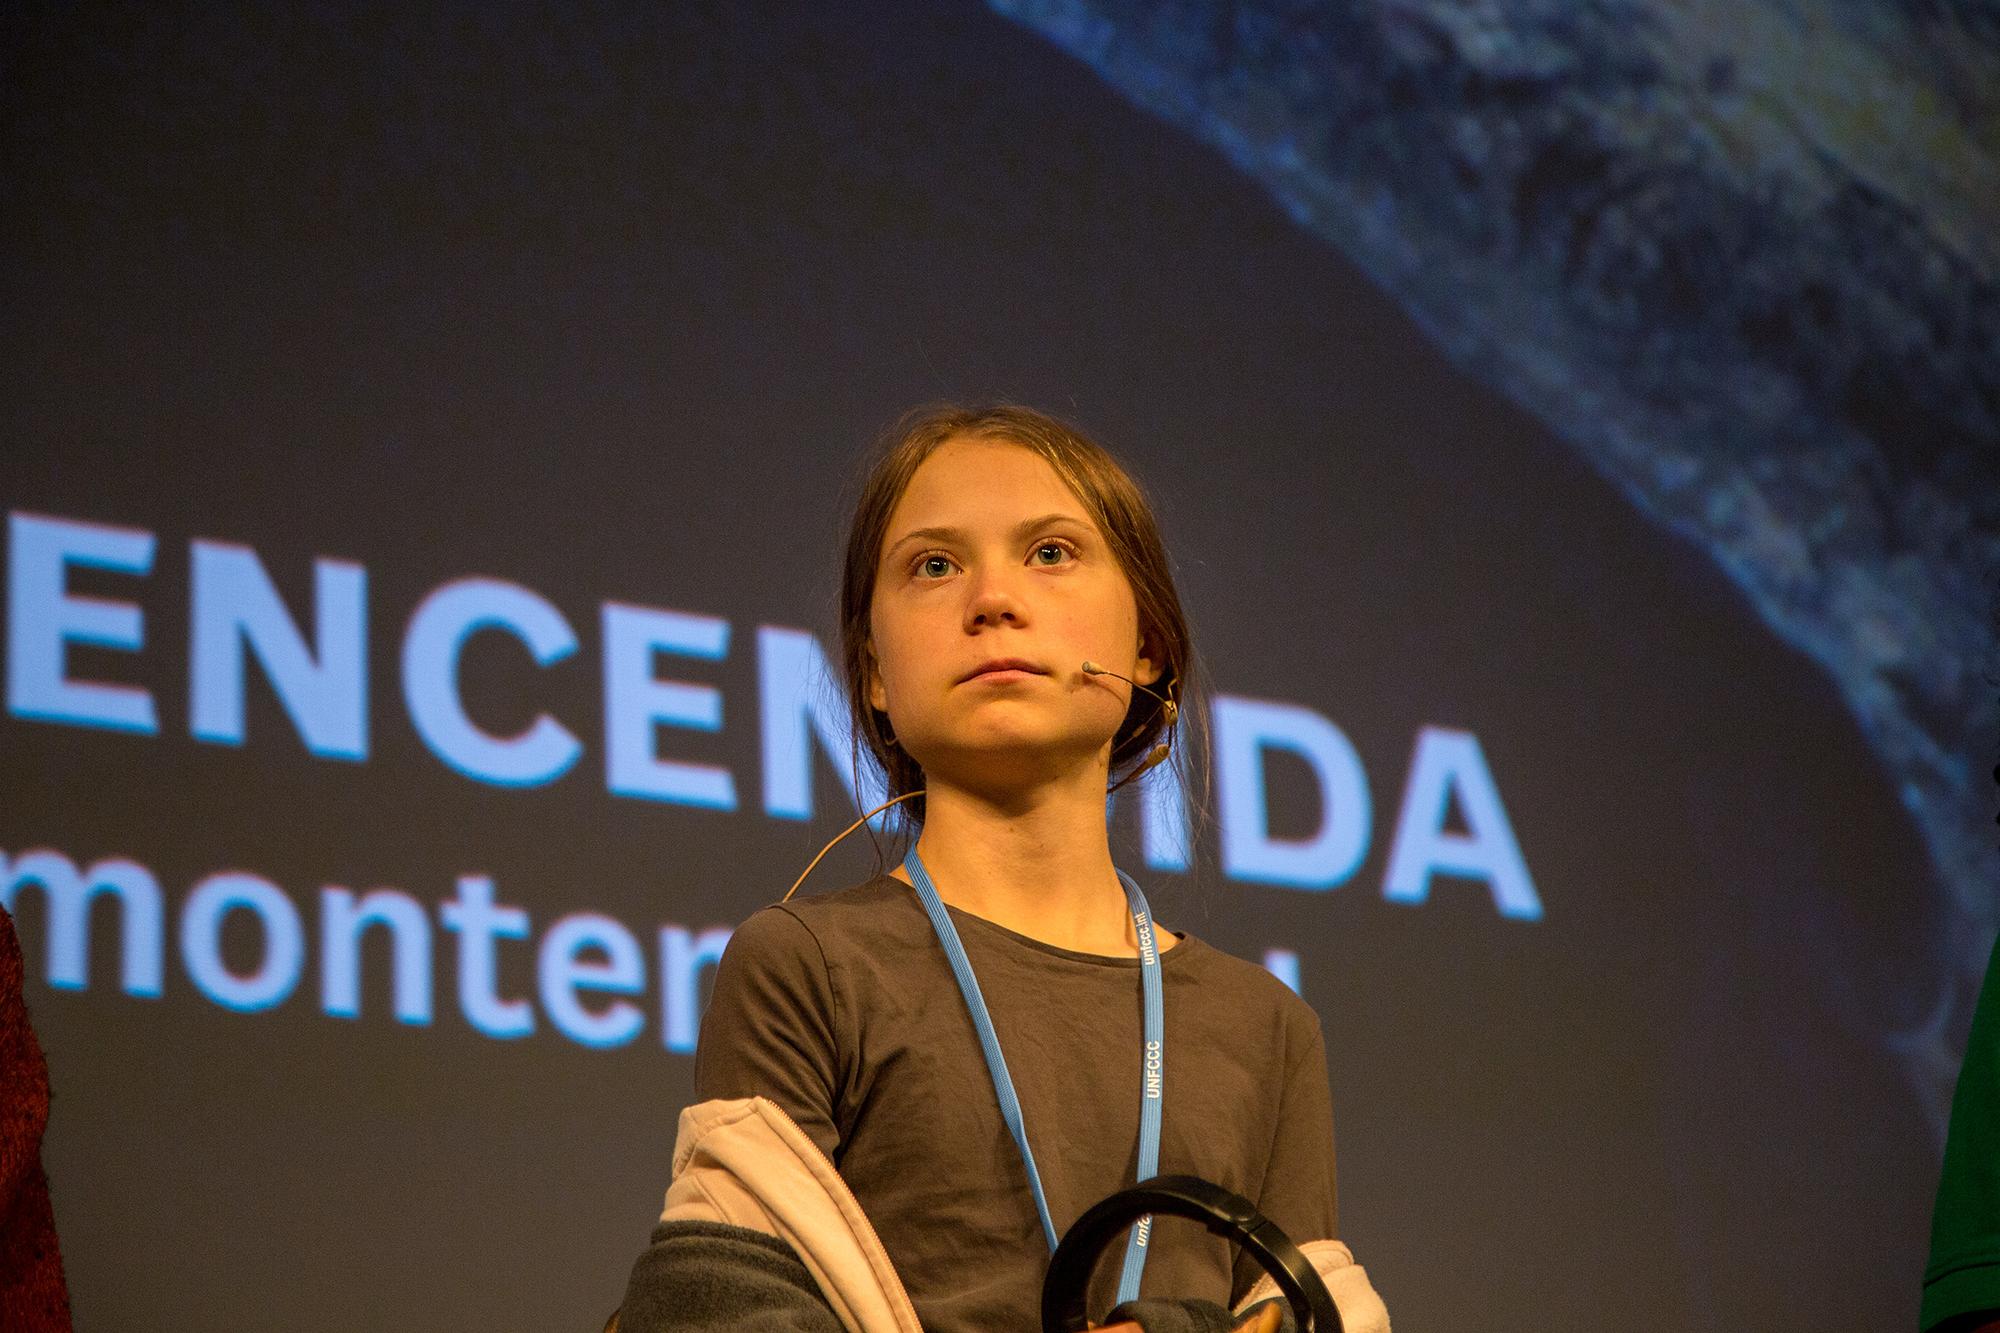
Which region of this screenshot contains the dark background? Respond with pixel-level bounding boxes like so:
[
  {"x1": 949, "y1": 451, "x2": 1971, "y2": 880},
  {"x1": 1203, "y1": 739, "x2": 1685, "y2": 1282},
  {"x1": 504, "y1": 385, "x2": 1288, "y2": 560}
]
[{"x1": 0, "y1": 2, "x2": 1971, "y2": 1328}]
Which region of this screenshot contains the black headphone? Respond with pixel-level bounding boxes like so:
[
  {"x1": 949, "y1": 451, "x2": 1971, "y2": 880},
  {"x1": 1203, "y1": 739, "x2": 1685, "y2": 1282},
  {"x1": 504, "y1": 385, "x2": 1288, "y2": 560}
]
[{"x1": 1040, "y1": 1175, "x2": 1343, "y2": 1333}]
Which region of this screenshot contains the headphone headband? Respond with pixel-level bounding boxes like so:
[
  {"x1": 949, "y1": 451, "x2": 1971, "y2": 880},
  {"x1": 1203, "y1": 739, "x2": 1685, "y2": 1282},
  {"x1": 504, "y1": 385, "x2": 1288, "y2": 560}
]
[{"x1": 1039, "y1": 1175, "x2": 1343, "y2": 1333}]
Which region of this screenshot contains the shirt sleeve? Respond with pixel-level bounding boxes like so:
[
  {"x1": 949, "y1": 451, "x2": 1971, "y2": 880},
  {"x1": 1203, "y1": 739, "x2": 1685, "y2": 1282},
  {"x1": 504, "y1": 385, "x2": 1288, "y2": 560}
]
[
  {"x1": 691, "y1": 905, "x2": 845, "y2": 1162},
  {"x1": 1232, "y1": 995, "x2": 1340, "y2": 1304}
]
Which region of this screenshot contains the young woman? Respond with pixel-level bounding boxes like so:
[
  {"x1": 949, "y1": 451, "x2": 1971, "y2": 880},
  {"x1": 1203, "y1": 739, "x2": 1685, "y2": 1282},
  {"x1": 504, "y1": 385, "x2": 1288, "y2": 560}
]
[{"x1": 615, "y1": 406, "x2": 1388, "y2": 1333}]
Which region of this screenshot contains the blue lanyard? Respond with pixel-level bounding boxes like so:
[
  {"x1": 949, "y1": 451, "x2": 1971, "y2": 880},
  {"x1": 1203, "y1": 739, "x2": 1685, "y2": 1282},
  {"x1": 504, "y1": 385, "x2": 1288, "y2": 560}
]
[{"x1": 902, "y1": 847, "x2": 1165, "y2": 1307}]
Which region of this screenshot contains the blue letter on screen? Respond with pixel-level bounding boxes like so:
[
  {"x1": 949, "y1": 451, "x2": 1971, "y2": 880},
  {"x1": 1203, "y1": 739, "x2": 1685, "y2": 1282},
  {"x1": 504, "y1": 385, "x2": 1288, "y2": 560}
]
[
  {"x1": 756, "y1": 625, "x2": 886, "y2": 824},
  {"x1": 1261, "y1": 948, "x2": 1302, "y2": 995},
  {"x1": 660, "y1": 925, "x2": 732, "y2": 1053},
  {"x1": 538, "y1": 913, "x2": 645, "y2": 1048},
  {"x1": 402, "y1": 578, "x2": 581, "y2": 786},
  {"x1": 602, "y1": 603, "x2": 735, "y2": 808},
  {"x1": 1383, "y1": 727, "x2": 1542, "y2": 920},
  {"x1": 0, "y1": 849, "x2": 164, "y2": 996},
  {"x1": 441, "y1": 874, "x2": 534, "y2": 1038},
  {"x1": 1139, "y1": 761, "x2": 1191, "y2": 873},
  {"x1": 190, "y1": 541, "x2": 367, "y2": 759},
  {"x1": 321, "y1": 886, "x2": 433, "y2": 1024},
  {"x1": 180, "y1": 871, "x2": 306, "y2": 1012},
  {"x1": 7, "y1": 512, "x2": 158, "y2": 734},
  {"x1": 1213, "y1": 696, "x2": 1371, "y2": 888}
]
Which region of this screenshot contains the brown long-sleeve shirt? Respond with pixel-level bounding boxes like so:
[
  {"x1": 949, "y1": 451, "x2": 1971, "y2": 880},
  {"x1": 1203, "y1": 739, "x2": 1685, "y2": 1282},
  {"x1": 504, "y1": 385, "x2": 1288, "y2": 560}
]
[{"x1": 692, "y1": 875, "x2": 1339, "y2": 1333}]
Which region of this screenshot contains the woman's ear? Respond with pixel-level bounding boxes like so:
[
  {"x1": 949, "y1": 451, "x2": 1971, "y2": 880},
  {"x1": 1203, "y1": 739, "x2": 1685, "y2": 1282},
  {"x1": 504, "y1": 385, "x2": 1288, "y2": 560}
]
[
  {"x1": 1135, "y1": 632, "x2": 1165, "y2": 689},
  {"x1": 867, "y1": 643, "x2": 888, "y2": 712}
]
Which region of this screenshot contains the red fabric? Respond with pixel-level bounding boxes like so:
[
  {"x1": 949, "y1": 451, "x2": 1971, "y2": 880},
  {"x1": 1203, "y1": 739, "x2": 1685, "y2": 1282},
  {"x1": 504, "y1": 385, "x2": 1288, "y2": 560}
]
[{"x1": 0, "y1": 905, "x2": 73, "y2": 1332}]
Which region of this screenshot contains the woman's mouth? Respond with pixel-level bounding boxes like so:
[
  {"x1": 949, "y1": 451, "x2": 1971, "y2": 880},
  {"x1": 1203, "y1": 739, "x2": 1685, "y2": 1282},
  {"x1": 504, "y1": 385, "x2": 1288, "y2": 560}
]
[{"x1": 960, "y1": 659, "x2": 1048, "y2": 683}]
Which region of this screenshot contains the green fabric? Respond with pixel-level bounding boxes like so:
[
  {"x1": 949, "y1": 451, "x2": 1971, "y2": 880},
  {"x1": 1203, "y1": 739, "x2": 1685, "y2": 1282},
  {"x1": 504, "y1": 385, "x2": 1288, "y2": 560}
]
[
  {"x1": 1924, "y1": 1261, "x2": 2000, "y2": 1333},
  {"x1": 1925, "y1": 933, "x2": 2000, "y2": 1332}
]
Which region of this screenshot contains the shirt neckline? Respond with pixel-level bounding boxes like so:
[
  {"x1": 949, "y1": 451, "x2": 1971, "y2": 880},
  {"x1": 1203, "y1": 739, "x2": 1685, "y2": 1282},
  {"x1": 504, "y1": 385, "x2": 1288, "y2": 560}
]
[{"x1": 870, "y1": 874, "x2": 1192, "y2": 967}]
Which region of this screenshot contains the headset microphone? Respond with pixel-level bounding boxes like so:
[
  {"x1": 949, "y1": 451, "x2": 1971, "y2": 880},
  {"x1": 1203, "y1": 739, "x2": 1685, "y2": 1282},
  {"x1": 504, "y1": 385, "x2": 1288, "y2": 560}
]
[{"x1": 1081, "y1": 660, "x2": 1178, "y2": 780}]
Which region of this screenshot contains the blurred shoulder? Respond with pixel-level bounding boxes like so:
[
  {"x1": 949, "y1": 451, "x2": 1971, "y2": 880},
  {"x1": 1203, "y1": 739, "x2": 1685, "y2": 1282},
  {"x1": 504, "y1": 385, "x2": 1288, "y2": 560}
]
[{"x1": 1177, "y1": 934, "x2": 1325, "y2": 1033}]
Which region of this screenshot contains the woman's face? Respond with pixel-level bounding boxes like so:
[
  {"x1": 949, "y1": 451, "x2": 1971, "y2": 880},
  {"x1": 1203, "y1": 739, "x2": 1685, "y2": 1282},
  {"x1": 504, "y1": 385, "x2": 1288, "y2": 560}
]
[{"x1": 868, "y1": 436, "x2": 1162, "y2": 793}]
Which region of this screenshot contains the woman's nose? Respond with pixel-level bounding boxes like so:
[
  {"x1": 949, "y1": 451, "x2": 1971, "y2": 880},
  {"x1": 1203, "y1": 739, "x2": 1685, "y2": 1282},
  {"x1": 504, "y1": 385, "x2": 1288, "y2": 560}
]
[{"x1": 963, "y1": 564, "x2": 1028, "y2": 630}]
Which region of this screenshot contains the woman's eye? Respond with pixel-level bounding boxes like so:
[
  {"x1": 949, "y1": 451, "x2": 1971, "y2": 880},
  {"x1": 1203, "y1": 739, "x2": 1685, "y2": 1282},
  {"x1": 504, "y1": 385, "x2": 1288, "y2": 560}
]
[
  {"x1": 910, "y1": 540, "x2": 1073, "y2": 579},
  {"x1": 1032, "y1": 541, "x2": 1075, "y2": 566}
]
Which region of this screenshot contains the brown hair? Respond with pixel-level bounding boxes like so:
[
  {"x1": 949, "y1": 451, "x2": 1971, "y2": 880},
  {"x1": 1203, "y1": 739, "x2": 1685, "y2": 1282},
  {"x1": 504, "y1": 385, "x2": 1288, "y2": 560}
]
[{"x1": 836, "y1": 403, "x2": 1209, "y2": 846}]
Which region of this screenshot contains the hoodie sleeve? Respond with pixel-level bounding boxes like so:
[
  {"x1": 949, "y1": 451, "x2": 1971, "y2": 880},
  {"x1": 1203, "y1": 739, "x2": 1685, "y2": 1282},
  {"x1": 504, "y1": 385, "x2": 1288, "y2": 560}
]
[{"x1": 616, "y1": 1219, "x2": 844, "y2": 1333}]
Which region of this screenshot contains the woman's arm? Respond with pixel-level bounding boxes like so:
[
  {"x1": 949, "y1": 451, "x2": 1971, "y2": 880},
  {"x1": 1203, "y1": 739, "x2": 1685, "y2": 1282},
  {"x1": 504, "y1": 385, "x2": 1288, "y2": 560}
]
[
  {"x1": 690, "y1": 905, "x2": 846, "y2": 1154},
  {"x1": 1232, "y1": 1000, "x2": 1339, "y2": 1304},
  {"x1": 1227, "y1": 998, "x2": 1392, "y2": 1332},
  {"x1": 618, "y1": 907, "x2": 851, "y2": 1329}
]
